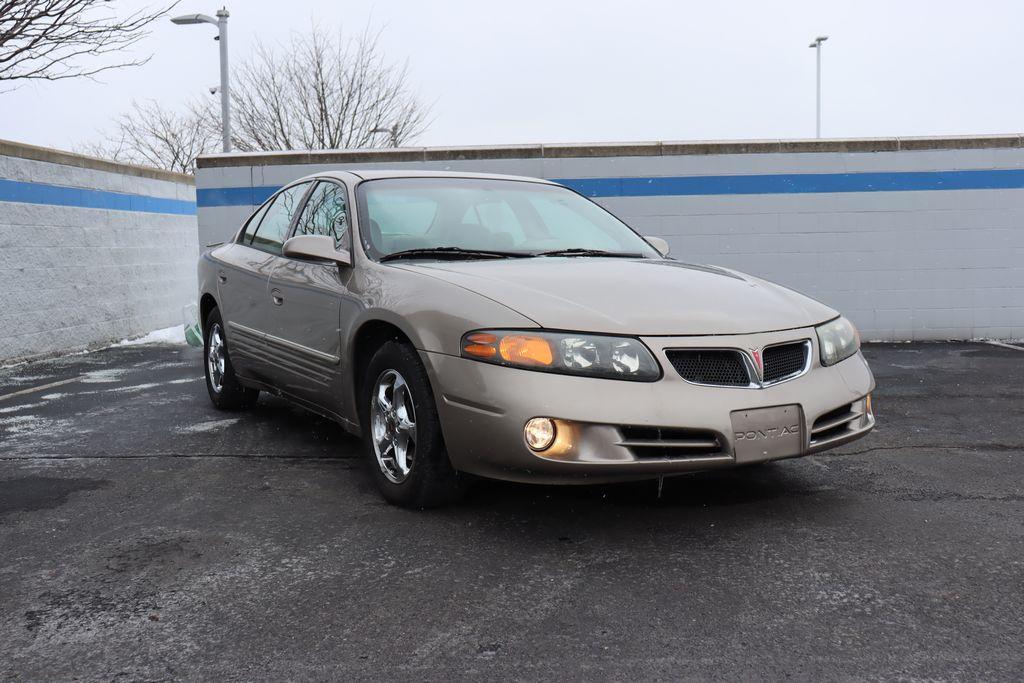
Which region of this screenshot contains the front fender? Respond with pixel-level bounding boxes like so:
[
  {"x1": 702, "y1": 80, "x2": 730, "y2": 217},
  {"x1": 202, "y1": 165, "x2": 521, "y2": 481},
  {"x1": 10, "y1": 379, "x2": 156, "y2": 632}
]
[{"x1": 345, "y1": 261, "x2": 538, "y2": 356}]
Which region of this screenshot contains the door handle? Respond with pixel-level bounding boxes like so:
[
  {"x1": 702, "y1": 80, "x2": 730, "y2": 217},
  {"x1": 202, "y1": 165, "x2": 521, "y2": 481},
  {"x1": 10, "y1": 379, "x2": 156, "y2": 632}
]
[
  {"x1": 217, "y1": 272, "x2": 227, "y2": 283},
  {"x1": 271, "y1": 288, "x2": 284, "y2": 306}
]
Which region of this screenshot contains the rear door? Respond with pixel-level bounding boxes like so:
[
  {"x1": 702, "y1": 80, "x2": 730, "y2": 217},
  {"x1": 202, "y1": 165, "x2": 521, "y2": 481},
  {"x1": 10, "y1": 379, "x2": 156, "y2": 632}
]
[
  {"x1": 218, "y1": 181, "x2": 312, "y2": 382},
  {"x1": 264, "y1": 179, "x2": 355, "y2": 409},
  {"x1": 214, "y1": 199, "x2": 274, "y2": 379}
]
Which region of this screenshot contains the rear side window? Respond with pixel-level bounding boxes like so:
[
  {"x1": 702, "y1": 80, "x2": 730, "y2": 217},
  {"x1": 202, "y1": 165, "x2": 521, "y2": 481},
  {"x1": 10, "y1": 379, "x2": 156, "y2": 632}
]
[
  {"x1": 240, "y1": 200, "x2": 272, "y2": 244},
  {"x1": 295, "y1": 181, "x2": 350, "y2": 249},
  {"x1": 249, "y1": 182, "x2": 312, "y2": 254}
]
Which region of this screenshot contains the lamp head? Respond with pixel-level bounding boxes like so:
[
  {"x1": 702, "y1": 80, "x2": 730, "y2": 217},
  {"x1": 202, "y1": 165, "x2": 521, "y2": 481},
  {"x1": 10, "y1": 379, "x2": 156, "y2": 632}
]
[{"x1": 171, "y1": 13, "x2": 217, "y2": 25}]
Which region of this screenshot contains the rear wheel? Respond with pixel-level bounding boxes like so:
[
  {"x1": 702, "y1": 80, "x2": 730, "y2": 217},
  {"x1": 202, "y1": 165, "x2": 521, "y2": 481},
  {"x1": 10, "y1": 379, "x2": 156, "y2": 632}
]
[
  {"x1": 360, "y1": 341, "x2": 465, "y2": 508},
  {"x1": 204, "y1": 307, "x2": 259, "y2": 410}
]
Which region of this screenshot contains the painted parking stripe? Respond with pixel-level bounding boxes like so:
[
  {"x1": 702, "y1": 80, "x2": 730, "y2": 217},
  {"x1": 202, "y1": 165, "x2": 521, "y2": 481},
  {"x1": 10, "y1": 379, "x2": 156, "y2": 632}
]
[
  {"x1": 0, "y1": 376, "x2": 83, "y2": 402},
  {"x1": 196, "y1": 167, "x2": 1024, "y2": 208}
]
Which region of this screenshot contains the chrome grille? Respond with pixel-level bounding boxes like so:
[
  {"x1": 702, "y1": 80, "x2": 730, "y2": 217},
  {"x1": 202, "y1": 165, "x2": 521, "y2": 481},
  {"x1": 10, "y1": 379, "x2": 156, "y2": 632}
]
[
  {"x1": 762, "y1": 341, "x2": 809, "y2": 384},
  {"x1": 666, "y1": 350, "x2": 750, "y2": 387}
]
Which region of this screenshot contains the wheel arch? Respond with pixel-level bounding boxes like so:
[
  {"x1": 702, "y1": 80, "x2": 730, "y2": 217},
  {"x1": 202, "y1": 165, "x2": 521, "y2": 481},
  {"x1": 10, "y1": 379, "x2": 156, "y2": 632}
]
[
  {"x1": 199, "y1": 292, "x2": 218, "y2": 332},
  {"x1": 350, "y1": 318, "x2": 415, "y2": 416}
]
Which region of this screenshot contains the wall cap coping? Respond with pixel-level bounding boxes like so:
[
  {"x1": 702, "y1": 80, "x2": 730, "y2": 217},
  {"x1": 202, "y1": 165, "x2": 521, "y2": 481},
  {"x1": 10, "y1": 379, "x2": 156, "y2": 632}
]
[
  {"x1": 0, "y1": 138, "x2": 195, "y2": 185},
  {"x1": 196, "y1": 134, "x2": 1024, "y2": 169}
]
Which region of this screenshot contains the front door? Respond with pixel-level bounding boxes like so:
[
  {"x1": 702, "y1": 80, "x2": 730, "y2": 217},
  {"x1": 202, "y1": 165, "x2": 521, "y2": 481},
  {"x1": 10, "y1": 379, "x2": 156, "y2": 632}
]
[{"x1": 223, "y1": 180, "x2": 313, "y2": 383}]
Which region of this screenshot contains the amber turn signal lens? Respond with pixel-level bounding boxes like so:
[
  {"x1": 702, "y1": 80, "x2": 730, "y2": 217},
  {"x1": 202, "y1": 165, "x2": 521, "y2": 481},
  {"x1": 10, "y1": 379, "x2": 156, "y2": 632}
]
[
  {"x1": 499, "y1": 334, "x2": 554, "y2": 367},
  {"x1": 463, "y1": 332, "x2": 499, "y2": 358},
  {"x1": 463, "y1": 343, "x2": 496, "y2": 358}
]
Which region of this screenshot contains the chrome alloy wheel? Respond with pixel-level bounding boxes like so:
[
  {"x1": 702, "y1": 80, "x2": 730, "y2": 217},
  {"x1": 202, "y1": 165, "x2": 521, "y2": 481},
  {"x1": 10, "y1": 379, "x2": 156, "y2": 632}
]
[
  {"x1": 207, "y1": 323, "x2": 226, "y2": 393},
  {"x1": 370, "y1": 369, "x2": 418, "y2": 484}
]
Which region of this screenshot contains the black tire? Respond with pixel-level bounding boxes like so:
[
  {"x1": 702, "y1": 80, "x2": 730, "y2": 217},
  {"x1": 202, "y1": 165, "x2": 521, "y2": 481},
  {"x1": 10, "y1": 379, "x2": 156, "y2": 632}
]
[
  {"x1": 203, "y1": 307, "x2": 259, "y2": 410},
  {"x1": 360, "y1": 340, "x2": 465, "y2": 508}
]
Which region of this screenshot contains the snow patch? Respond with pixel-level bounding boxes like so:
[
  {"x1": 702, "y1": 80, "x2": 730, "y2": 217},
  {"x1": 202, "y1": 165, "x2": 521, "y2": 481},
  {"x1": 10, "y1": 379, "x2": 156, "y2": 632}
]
[
  {"x1": 147, "y1": 361, "x2": 193, "y2": 370},
  {"x1": 115, "y1": 326, "x2": 187, "y2": 347},
  {"x1": 0, "y1": 413, "x2": 83, "y2": 445},
  {"x1": 0, "y1": 402, "x2": 45, "y2": 415},
  {"x1": 111, "y1": 382, "x2": 162, "y2": 394},
  {"x1": 0, "y1": 415, "x2": 41, "y2": 432},
  {"x1": 6, "y1": 374, "x2": 50, "y2": 384},
  {"x1": 177, "y1": 418, "x2": 240, "y2": 434},
  {"x1": 81, "y1": 368, "x2": 130, "y2": 384}
]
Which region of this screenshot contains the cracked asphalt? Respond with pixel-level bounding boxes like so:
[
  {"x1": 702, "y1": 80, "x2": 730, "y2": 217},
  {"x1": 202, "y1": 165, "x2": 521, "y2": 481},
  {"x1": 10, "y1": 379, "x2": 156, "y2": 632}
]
[{"x1": 0, "y1": 341, "x2": 1022, "y2": 680}]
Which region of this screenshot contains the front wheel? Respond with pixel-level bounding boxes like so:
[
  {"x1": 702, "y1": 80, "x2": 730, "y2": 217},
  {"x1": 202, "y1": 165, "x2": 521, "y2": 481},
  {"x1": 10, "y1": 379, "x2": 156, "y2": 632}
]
[
  {"x1": 204, "y1": 307, "x2": 259, "y2": 410},
  {"x1": 361, "y1": 341, "x2": 465, "y2": 508}
]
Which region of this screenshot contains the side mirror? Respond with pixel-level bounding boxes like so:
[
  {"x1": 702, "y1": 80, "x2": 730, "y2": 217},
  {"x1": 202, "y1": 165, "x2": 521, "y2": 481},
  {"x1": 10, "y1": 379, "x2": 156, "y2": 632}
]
[
  {"x1": 646, "y1": 236, "x2": 670, "y2": 257},
  {"x1": 282, "y1": 234, "x2": 351, "y2": 266}
]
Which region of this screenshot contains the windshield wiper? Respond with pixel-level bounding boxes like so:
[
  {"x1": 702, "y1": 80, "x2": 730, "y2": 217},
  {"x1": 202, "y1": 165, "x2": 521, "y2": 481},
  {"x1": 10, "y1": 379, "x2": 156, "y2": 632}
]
[
  {"x1": 380, "y1": 247, "x2": 531, "y2": 262},
  {"x1": 536, "y1": 248, "x2": 643, "y2": 258}
]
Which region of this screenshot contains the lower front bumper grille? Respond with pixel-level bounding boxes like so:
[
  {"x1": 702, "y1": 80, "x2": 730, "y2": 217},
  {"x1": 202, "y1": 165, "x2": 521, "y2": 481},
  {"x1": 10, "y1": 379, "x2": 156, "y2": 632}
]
[
  {"x1": 810, "y1": 398, "x2": 872, "y2": 448},
  {"x1": 618, "y1": 426, "x2": 724, "y2": 459}
]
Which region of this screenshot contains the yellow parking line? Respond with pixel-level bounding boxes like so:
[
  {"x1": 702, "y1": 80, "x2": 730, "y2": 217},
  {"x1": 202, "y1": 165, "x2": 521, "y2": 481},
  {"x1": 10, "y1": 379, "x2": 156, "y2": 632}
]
[{"x1": 0, "y1": 376, "x2": 83, "y2": 403}]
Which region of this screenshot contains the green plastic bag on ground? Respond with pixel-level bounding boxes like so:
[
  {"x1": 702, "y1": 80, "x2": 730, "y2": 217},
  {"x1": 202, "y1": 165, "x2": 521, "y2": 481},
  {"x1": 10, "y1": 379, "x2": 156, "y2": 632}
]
[{"x1": 183, "y1": 304, "x2": 203, "y2": 347}]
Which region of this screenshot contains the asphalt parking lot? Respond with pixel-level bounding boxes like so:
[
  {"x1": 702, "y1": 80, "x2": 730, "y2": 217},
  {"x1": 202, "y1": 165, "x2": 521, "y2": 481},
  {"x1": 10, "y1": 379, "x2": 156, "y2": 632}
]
[{"x1": 1, "y1": 341, "x2": 1022, "y2": 680}]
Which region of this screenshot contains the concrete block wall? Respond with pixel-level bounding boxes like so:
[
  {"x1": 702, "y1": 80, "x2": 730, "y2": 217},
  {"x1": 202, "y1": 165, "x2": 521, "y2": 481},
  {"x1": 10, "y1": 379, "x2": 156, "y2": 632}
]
[
  {"x1": 196, "y1": 136, "x2": 1024, "y2": 341},
  {"x1": 0, "y1": 140, "x2": 198, "y2": 363}
]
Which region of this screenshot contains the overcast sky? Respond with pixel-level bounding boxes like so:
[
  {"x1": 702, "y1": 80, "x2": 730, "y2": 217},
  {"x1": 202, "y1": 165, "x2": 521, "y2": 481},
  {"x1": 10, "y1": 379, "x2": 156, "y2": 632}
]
[{"x1": 3, "y1": 0, "x2": 1021, "y2": 152}]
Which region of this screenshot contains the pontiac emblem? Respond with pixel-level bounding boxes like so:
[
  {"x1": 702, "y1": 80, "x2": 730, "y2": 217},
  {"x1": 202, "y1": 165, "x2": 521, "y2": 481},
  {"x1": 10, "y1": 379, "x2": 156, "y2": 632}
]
[{"x1": 750, "y1": 348, "x2": 764, "y2": 382}]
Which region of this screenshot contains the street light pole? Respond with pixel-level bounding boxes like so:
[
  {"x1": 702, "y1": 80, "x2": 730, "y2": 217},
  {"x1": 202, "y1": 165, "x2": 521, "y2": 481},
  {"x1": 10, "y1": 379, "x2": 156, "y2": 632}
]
[
  {"x1": 371, "y1": 124, "x2": 399, "y2": 148},
  {"x1": 172, "y1": 7, "x2": 232, "y2": 152},
  {"x1": 216, "y1": 8, "x2": 230, "y2": 153},
  {"x1": 808, "y1": 35, "x2": 828, "y2": 138}
]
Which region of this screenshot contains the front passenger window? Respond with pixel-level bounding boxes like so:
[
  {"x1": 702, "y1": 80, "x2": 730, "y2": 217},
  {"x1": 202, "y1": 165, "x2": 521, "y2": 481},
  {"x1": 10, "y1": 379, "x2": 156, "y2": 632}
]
[
  {"x1": 295, "y1": 181, "x2": 350, "y2": 249},
  {"x1": 249, "y1": 182, "x2": 312, "y2": 254}
]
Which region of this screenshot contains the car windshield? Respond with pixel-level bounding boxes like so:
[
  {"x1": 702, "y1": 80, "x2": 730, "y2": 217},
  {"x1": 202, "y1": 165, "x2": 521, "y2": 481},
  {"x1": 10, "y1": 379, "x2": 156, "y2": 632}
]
[{"x1": 356, "y1": 177, "x2": 660, "y2": 260}]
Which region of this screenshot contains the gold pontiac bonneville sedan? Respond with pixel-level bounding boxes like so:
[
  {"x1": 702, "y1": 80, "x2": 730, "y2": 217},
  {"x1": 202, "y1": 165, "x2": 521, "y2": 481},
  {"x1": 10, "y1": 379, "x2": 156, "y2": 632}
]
[{"x1": 198, "y1": 171, "x2": 875, "y2": 507}]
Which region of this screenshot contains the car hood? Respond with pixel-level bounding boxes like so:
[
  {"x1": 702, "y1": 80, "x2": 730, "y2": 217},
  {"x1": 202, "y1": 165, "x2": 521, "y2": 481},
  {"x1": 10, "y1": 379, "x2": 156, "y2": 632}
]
[{"x1": 394, "y1": 258, "x2": 837, "y2": 336}]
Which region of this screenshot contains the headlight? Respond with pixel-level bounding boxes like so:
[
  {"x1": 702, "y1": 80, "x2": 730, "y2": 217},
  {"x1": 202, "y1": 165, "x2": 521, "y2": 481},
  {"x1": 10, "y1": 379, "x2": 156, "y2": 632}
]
[
  {"x1": 461, "y1": 330, "x2": 660, "y2": 381},
  {"x1": 816, "y1": 317, "x2": 860, "y2": 366}
]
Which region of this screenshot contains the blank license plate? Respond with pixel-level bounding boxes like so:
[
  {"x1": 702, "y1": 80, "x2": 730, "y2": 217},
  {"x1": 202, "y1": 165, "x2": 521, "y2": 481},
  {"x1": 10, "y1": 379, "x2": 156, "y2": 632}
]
[{"x1": 730, "y1": 405, "x2": 804, "y2": 464}]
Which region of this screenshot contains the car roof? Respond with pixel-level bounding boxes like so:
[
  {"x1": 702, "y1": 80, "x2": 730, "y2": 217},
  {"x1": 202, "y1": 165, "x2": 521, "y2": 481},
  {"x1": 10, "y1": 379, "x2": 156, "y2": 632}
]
[{"x1": 298, "y1": 169, "x2": 559, "y2": 185}]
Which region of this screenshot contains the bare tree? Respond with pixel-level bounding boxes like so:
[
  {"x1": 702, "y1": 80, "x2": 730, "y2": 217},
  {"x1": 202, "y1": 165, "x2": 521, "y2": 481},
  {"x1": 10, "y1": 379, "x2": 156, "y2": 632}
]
[
  {"x1": 212, "y1": 26, "x2": 430, "y2": 151},
  {"x1": 82, "y1": 99, "x2": 217, "y2": 173},
  {"x1": 83, "y1": 23, "x2": 430, "y2": 172},
  {"x1": 0, "y1": 0, "x2": 177, "y2": 84}
]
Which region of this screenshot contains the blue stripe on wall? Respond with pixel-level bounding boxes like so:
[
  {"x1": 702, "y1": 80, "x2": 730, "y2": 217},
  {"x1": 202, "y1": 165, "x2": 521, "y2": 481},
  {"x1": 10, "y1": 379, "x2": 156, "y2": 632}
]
[
  {"x1": 195, "y1": 167, "x2": 1024, "y2": 208},
  {"x1": 197, "y1": 185, "x2": 278, "y2": 208},
  {"x1": 0, "y1": 178, "x2": 196, "y2": 215},
  {"x1": 558, "y1": 168, "x2": 1024, "y2": 198}
]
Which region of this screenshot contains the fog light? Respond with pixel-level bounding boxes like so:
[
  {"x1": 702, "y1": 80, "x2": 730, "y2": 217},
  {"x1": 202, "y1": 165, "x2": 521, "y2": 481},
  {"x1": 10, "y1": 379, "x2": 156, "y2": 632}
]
[{"x1": 524, "y1": 417, "x2": 556, "y2": 451}]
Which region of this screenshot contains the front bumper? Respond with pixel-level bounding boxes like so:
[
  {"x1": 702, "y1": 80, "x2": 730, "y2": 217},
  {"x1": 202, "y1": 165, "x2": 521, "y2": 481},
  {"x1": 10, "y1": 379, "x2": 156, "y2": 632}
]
[{"x1": 422, "y1": 327, "x2": 875, "y2": 484}]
